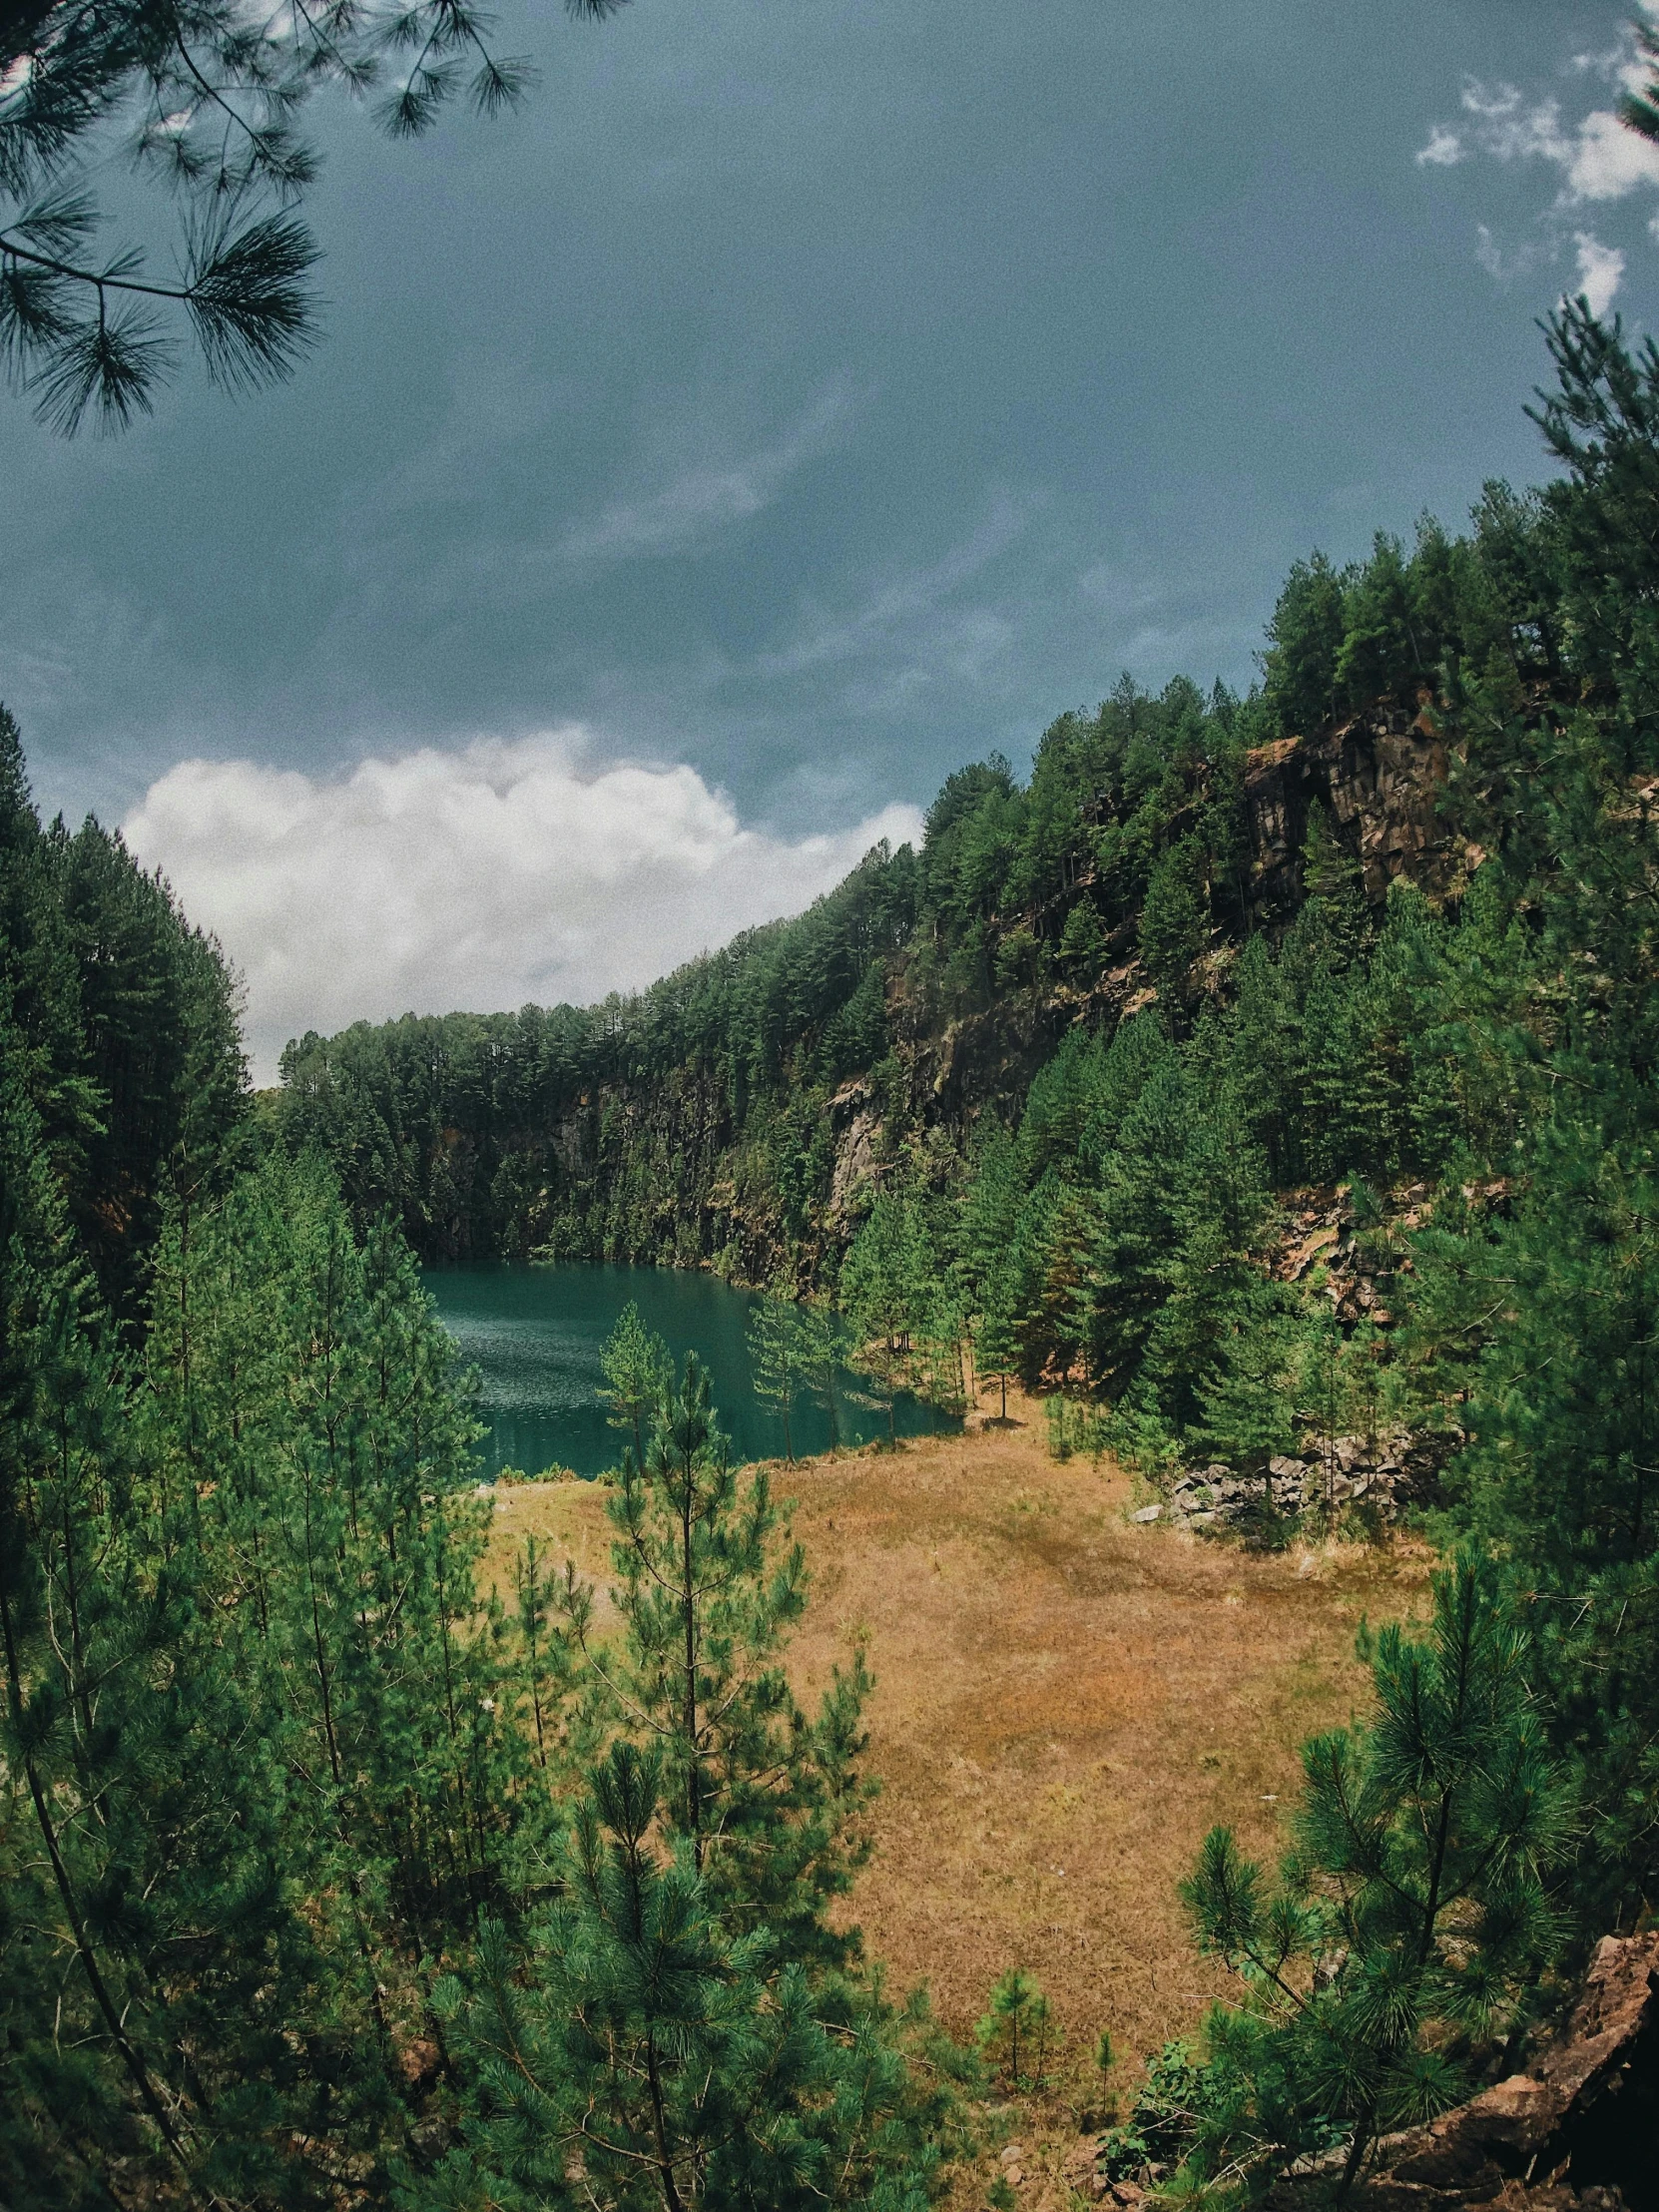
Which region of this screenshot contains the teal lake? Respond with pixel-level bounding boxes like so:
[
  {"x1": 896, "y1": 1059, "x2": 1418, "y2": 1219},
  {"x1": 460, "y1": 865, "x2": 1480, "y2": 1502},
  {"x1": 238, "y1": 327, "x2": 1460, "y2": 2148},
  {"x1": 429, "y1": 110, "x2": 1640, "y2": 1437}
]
[{"x1": 422, "y1": 1263, "x2": 951, "y2": 1478}]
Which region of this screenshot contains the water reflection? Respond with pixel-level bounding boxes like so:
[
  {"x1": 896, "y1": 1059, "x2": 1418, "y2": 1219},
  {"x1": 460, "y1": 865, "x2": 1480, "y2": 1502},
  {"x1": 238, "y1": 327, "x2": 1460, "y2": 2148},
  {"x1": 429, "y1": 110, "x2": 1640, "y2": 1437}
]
[{"x1": 422, "y1": 1262, "x2": 952, "y2": 1478}]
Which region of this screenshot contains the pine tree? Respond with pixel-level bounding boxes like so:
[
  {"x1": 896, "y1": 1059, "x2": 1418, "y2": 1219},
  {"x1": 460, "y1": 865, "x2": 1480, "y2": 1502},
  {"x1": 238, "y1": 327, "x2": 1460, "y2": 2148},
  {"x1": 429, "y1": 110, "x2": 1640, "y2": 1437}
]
[
  {"x1": 974, "y1": 1967, "x2": 1057, "y2": 2094},
  {"x1": 601, "y1": 1299, "x2": 675, "y2": 1465},
  {"x1": 1179, "y1": 1557, "x2": 1570, "y2": 2195},
  {"x1": 747, "y1": 1288, "x2": 807, "y2": 1461},
  {"x1": 1405, "y1": 1109, "x2": 1659, "y2": 1929},
  {"x1": 1077, "y1": 1055, "x2": 1191, "y2": 1396},
  {"x1": 1137, "y1": 837, "x2": 1210, "y2": 1006},
  {"x1": 1, "y1": 0, "x2": 630, "y2": 433},
  {"x1": 1058, "y1": 897, "x2": 1107, "y2": 979},
  {"x1": 1225, "y1": 933, "x2": 1301, "y2": 1183},
  {"x1": 958, "y1": 1126, "x2": 1024, "y2": 1398},
  {"x1": 423, "y1": 1741, "x2": 946, "y2": 2212},
  {"x1": 1262, "y1": 552, "x2": 1347, "y2": 737},
  {"x1": 560, "y1": 1353, "x2": 873, "y2": 1943},
  {"x1": 1142, "y1": 1098, "x2": 1275, "y2": 1431},
  {"x1": 1188, "y1": 1291, "x2": 1301, "y2": 1527},
  {"x1": 799, "y1": 1301, "x2": 847, "y2": 1452},
  {"x1": 974, "y1": 1264, "x2": 1019, "y2": 1421},
  {"x1": 0, "y1": 1045, "x2": 359, "y2": 2204},
  {"x1": 840, "y1": 1194, "x2": 928, "y2": 1446},
  {"x1": 1005, "y1": 1171, "x2": 1089, "y2": 1386},
  {"x1": 134, "y1": 1157, "x2": 529, "y2": 2144},
  {"x1": 428, "y1": 1361, "x2": 950, "y2": 2211},
  {"x1": 1294, "y1": 803, "x2": 1371, "y2": 974}
]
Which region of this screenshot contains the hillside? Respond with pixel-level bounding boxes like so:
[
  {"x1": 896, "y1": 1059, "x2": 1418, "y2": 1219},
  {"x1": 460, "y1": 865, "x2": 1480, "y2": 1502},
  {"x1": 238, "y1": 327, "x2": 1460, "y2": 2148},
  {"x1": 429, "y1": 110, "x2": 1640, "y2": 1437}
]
[
  {"x1": 271, "y1": 693, "x2": 1457, "y2": 1289},
  {"x1": 265, "y1": 300, "x2": 1659, "y2": 2020}
]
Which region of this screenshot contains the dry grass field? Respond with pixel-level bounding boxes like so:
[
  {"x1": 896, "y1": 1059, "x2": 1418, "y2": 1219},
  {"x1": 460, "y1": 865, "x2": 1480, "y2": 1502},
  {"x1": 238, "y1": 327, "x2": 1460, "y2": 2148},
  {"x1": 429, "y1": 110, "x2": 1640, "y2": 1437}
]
[{"x1": 480, "y1": 1394, "x2": 1434, "y2": 2207}]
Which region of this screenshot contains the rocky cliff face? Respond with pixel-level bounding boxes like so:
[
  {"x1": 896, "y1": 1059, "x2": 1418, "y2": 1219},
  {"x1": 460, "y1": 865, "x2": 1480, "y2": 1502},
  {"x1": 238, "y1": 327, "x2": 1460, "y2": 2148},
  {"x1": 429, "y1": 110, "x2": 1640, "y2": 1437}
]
[
  {"x1": 1243, "y1": 702, "x2": 1457, "y2": 922},
  {"x1": 499, "y1": 699, "x2": 1463, "y2": 1276},
  {"x1": 811, "y1": 703, "x2": 1462, "y2": 1249}
]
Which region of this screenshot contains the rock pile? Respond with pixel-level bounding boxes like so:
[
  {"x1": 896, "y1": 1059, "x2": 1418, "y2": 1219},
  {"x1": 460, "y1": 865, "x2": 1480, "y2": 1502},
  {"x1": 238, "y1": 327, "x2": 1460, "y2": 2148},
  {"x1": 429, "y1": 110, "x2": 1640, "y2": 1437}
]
[{"x1": 1141, "y1": 1430, "x2": 1442, "y2": 1533}]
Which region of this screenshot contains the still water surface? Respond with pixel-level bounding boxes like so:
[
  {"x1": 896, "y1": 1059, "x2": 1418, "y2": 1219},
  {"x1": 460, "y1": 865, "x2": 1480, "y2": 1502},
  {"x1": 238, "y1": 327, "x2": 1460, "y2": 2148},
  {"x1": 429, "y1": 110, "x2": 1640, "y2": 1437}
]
[{"x1": 422, "y1": 1263, "x2": 949, "y2": 1478}]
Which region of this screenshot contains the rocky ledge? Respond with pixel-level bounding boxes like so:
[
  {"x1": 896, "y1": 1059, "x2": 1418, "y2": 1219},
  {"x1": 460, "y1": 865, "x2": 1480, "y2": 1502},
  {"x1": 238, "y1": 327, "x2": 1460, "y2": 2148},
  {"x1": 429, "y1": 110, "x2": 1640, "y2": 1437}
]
[
  {"x1": 1347, "y1": 1931, "x2": 1659, "y2": 2212},
  {"x1": 1062, "y1": 1932, "x2": 1657, "y2": 2208}
]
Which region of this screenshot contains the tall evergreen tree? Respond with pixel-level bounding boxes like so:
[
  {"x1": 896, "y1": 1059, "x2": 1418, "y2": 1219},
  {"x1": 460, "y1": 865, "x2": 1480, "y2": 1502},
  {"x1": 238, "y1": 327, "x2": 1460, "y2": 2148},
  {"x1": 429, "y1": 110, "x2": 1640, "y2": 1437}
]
[
  {"x1": 601, "y1": 1300, "x2": 675, "y2": 1465},
  {"x1": 1137, "y1": 837, "x2": 1210, "y2": 1007},
  {"x1": 426, "y1": 1360, "x2": 951, "y2": 2211}
]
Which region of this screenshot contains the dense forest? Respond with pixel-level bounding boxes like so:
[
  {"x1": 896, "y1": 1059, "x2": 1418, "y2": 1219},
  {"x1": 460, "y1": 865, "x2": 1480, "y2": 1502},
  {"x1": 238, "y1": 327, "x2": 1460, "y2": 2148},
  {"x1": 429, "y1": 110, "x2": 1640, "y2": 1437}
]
[{"x1": 6, "y1": 295, "x2": 1659, "y2": 2204}]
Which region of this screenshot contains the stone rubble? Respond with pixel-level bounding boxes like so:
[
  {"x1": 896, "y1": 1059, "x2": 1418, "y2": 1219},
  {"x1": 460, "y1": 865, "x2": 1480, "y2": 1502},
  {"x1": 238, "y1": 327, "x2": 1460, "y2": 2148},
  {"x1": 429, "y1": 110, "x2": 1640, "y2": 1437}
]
[{"x1": 1159, "y1": 1425, "x2": 1443, "y2": 1533}]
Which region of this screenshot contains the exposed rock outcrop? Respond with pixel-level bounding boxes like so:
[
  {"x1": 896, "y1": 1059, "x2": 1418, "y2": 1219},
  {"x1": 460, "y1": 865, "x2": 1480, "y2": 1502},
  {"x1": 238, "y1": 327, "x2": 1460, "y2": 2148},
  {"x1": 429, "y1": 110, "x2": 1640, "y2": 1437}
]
[
  {"x1": 1243, "y1": 703, "x2": 1457, "y2": 922},
  {"x1": 1161, "y1": 1432, "x2": 1447, "y2": 1534},
  {"x1": 827, "y1": 1080, "x2": 881, "y2": 1223},
  {"x1": 1067, "y1": 1935, "x2": 1658, "y2": 2208},
  {"x1": 1353, "y1": 1933, "x2": 1659, "y2": 2212}
]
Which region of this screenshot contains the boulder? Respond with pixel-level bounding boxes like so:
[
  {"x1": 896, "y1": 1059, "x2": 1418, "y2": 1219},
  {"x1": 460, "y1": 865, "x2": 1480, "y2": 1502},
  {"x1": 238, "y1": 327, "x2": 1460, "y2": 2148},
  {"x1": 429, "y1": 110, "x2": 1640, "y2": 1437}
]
[{"x1": 1131, "y1": 1503, "x2": 1162, "y2": 1523}]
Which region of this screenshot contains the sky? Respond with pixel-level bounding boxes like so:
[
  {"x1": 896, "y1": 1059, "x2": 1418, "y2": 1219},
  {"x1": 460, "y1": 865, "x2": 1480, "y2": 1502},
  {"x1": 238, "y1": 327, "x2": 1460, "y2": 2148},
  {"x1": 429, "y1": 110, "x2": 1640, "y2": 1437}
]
[{"x1": 6, "y1": 0, "x2": 1659, "y2": 1080}]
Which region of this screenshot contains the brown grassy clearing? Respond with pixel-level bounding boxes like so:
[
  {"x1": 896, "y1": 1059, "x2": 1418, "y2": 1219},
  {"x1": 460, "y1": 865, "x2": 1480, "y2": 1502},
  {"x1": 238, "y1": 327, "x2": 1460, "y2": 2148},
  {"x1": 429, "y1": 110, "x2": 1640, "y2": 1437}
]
[{"x1": 480, "y1": 1394, "x2": 1434, "y2": 2206}]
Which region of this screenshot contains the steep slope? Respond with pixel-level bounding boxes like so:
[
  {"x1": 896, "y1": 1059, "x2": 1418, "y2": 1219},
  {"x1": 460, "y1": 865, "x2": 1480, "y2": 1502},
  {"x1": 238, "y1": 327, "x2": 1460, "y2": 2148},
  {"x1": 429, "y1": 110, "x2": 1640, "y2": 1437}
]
[{"x1": 271, "y1": 687, "x2": 1458, "y2": 1285}]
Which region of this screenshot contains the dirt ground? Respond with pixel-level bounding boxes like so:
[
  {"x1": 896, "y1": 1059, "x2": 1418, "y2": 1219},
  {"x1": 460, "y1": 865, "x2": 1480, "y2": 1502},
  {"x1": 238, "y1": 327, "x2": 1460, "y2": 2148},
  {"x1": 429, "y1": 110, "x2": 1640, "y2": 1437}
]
[{"x1": 480, "y1": 1392, "x2": 1434, "y2": 2207}]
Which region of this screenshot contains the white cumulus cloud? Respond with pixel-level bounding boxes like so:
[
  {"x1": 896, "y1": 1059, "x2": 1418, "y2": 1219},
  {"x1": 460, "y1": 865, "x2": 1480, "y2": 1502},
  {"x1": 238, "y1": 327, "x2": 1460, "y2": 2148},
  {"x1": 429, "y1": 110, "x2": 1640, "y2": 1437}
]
[
  {"x1": 1414, "y1": 124, "x2": 1465, "y2": 168},
  {"x1": 123, "y1": 734, "x2": 923, "y2": 1086},
  {"x1": 1442, "y1": 77, "x2": 1659, "y2": 199},
  {"x1": 1571, "y1": 229, "x2": 1627, "y2": 315},
  {"x1": 1560, "y1": 105, "x2": 1659, "y2": 200},
  {"x1": 1417, "y1": 44, "x2": 1659, "y2": 316}
]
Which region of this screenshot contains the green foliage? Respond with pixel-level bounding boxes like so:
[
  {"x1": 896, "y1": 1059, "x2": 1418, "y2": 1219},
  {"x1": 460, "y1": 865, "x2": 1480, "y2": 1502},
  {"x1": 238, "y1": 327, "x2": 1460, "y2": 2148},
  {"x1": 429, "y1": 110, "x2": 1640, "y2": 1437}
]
[
  {"x1": 841, "y1": 1191, "x2": 945, "y2": 1440},
  {"x1": 1044, "y1": 1393, "x2": 1108, "y2": 1462},
  {"x1": 420, "y1": 1735, "x2": 949, "y2": 2212},
  {"x1": 1137, "y1": 837, "x2": 1210, "y2": 1005},
  {"x1": 1, "y1": 0, "x2": 620, "y2": 431},
  {"x1": 0, "y1": 805, "x2": 958, "y2": 2206},
  {"x1": 1262, "y1": 552, "x2": 1346, "y2": 738},
  {"x1": 1190, "y1": 1295, "x2": 1302, "y2": 1533},
  {"x1": 748, "y1": 1288, "x2": 810, "y2": 1460},
  {"x1": 275, "y1": 838, "x2": 919, "y2": 1270},
  {"x1": 0, "y1": 710, "x2": 248, "y2": 1320},
  {"x1": 0, "y1": 1102, "x2": 522, "y2": 2197},
  {"x1": 422, "y1": 1351, "x2": 954, "y2": 2210},
  {"x1": 1059, "y1": 897, "x2": 1107, "y2": 978},
  {"x1": 1295, "y1": 802, "x2": 1371, "y2": 973},
  {"x1": 26, "y1": 255, "x2": 1659, "y2": 2206},
  {"x1": 973, "y1": 1967, "x2": 1057, "y2": 2093},
  {"x1": 796, "y1": 1299, "x2": 850, "y2": 1450},
  {"x1": 1176, "y1": 1557, "x2": 1572, "y2": 2193},
  {"x1": 1096, "y1": 2041, "x2": 1224, "y2": 2183},
  {"x1": 563, "y1": 1353, "x2": 877, "y2": 1949},
  {"x1": 601, "y1": 1298, "x2": 675, "y2": 1463}
]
